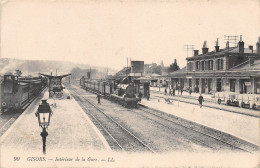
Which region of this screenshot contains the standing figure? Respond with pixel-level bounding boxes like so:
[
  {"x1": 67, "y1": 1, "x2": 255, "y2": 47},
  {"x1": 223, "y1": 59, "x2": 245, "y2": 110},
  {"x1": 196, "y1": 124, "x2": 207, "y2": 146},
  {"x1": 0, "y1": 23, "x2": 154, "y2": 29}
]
[
  {"x1": 189, "y1": 87, "x2": 192, "y2": 95},
  {"x1": 96, "y1": 94, "x2": 101, "y2": 104},
  {"x1": 172, "y1": 88, "x2": 175, "y2": 96},
  {"x1": 164, "y1": 88, "x2": 167, "y2": 95},
  {"x1": 198, "y1": 94, "x2": 204, "y2": 108},
  {"x1": 138, "y1": 92, "x2": 143, "y2": 102},
  {"x1": 147, "y1": 91, "x2": 150, "y2": 101},
  {"x1": 180, "y1": 88, "x2": 183, "y2": 95},
  {"x1": 169, "y1": 89, "x2": 171, "y2": 96}
]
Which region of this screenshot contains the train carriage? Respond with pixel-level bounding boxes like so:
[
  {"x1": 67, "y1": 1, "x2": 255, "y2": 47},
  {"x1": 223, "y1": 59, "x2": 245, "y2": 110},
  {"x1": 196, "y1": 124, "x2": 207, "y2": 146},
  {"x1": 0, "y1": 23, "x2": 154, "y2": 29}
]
[
  {"x1": 80, "y1": 77, "x2": 138, "y2": 108},
  {"x1": 80, "y1": 77, "x2": 85, "y2": 88},
  {"x1": 1, "y1": 74, "x2": 47, "y2": 113}
]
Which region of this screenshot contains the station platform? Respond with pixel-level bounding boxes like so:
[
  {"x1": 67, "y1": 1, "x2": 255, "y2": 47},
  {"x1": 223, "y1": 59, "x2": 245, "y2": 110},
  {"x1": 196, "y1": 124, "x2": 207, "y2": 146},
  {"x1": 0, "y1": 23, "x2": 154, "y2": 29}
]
[
  {"x1": 0, "y1": 89, "x2": 111, "y2": 168},
  {"x1": 140, "y1": 96, "x2": 260, "y2": 147},
  {"x1": 150, "y1": 87, "x2": 260, "y2": 117}
]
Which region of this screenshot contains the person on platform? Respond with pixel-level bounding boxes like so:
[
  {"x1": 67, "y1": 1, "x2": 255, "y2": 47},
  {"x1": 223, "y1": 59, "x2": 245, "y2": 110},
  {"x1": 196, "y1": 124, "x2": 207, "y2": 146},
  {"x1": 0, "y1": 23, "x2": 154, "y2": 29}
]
[
  {"x1": 180, "y1": 88, "x2": 183, "y2": 95},
  {"x1": 169, "y1": 89, "x2": 171, "y2": 96},
  {"x1": 138, "y1": 92, "x2": 143, "y2": 102},
  {"x1": 147, "y1": 91, "x2": 150, "y2": 101},
  {"x1": 96, "y1": 94, "x2": 101, "y2": 104},
  {"x1": 189, "y1": 87, "x2": 192, "y2": 95},
  {"x1": 165, "y1": 88, "x2": 167, "y2": 95},
  {"x1": 172, "y1": 87, "x2": 175, "y2": 96},
  {"x1": 198, "y1": 94, "x2": 204, "y2": 108}
]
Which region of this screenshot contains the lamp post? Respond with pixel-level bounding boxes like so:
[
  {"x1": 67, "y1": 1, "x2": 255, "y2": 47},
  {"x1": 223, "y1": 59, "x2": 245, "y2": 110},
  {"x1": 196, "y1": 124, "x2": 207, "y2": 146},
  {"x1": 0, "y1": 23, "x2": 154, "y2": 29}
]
[{"x1": 35, "y1": 100, "x2": 52, "y2": 154}]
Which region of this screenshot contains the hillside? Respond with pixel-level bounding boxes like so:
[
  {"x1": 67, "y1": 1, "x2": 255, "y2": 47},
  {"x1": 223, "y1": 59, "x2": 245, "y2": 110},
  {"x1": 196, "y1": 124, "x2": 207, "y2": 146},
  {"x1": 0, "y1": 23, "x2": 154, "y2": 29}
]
[{"x1": 0, "y1": 58, "x2": 117, "y2": 76}]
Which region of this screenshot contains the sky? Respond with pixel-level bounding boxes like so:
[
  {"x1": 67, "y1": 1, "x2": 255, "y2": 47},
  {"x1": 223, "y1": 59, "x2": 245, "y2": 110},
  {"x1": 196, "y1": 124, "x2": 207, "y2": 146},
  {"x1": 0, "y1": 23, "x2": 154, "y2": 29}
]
[{"x1": 1, "y1": 0, "x2": 260, "y2": 70}]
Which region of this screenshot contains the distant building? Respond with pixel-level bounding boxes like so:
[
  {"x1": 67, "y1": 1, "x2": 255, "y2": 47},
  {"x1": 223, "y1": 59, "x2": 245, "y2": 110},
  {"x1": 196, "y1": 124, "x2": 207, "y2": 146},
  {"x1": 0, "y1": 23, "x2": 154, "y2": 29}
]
[{"x1": 169, "y1": 36, "x2": 260, "y2": 94}]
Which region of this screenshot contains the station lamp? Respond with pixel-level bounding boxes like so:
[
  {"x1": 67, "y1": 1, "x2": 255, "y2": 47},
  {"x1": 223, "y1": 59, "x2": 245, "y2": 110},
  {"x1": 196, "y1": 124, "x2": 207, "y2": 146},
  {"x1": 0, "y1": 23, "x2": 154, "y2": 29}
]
[{"x1": 35, "y1": 99, "x2": 53, "y2": 154}]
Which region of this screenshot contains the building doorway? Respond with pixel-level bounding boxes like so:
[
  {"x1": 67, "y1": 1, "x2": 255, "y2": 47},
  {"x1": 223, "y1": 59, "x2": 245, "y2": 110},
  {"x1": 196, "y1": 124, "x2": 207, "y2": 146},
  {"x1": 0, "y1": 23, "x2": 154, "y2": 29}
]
[
  {"x1": 217, "y1": 78, "x2": 222, "y2": 92},
  {"x1": 256, "y1": 78, "x2": 260, "y2": 94},
  {"x1": 230, "y1": 79, "x2": 236, "y2": 92},
  {"x1": 195, "y1": 79, "x2": 200, "y2": 93},
  {"x1": 188, "y1": 79, "x2": 192, "y2": 88},
  {"x1": 201, "y1": 79, "x2": 206, "y2": 93},
  {"x1": 240, "y1": 79, "x2": 250, "y2": 94},
  {"x1": 208, "y1": 79, "x2": 212, "y2": 93}
]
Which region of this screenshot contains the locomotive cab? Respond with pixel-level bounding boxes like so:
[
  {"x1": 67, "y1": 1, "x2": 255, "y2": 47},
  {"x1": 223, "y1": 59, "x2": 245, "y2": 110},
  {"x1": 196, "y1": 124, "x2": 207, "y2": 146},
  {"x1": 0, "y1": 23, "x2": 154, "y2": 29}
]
[{"x1": 3, "y1": 74, "x2": 18, "y2": 94}]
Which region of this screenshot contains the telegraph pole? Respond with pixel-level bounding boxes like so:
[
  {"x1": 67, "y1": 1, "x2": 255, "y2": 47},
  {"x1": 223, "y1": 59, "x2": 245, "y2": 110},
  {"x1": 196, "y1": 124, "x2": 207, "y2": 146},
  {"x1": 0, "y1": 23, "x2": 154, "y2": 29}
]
[
  {"x1": 224, "y1": 35, "x2": 238, "y2": 47},
  {"x1": 184, "y1": 45, "x2": 194, "y2": 57}
]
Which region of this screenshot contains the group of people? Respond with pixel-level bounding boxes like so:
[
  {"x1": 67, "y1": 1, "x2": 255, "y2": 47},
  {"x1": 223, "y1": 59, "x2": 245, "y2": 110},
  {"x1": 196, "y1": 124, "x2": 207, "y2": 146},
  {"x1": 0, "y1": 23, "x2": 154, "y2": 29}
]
[
  {"x1": 164, "y1": 88, "x2": 183, "y2": 96},
  {"x1": 163, "y1": 87, "x2": 204, "y2": 108},
  {"x1": 138, "y1": 91, "x2": 150, "y2": 102}
]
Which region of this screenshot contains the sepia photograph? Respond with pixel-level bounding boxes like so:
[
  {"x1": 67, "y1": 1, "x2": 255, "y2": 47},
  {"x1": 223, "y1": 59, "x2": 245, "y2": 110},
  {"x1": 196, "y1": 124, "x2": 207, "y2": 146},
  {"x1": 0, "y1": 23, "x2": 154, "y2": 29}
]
[{"x1": 0, "y1": 0, "x2": 259, "y2": 167}]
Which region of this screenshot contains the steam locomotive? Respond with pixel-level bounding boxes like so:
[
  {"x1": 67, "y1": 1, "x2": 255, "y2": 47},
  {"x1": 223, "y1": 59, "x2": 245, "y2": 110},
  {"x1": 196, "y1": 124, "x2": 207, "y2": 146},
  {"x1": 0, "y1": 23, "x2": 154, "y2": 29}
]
[
  {"x1": 80, "y1": 77, "x2": 140, "y2": 107},
  {"x1": 1, "y1": 74, "x2": 47, "y2": 113}
]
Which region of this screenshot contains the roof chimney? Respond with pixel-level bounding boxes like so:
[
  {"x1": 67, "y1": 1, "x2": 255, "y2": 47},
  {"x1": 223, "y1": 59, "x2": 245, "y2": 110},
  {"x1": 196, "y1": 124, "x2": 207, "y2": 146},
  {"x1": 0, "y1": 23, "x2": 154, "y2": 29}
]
[
  {"x1": 256, "y1": 36, "x2": 260, "y2": 54},
  {"x1": 202, "y1": 41, "x2": 209, "y2": 55},
  {"x1": 215, "y1": 38, "x2": 219, "y2": 52},
  {"x1": 238, "y1": 35, "x2": 244, "y2": 54},
  {"x1": 194, "y1": 50, "x2": 199, "y2": 56},
  {"x1": 249, "y1": 45, "x2": 254, "y2": 66}
]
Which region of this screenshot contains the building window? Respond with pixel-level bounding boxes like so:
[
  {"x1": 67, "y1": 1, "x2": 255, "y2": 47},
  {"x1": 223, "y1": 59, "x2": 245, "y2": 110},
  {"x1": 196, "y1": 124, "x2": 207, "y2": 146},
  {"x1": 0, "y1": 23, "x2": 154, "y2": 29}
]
[
  {"x1": 196, "y1": 61, "x2": 200, "y2": 71},
  {"x1": 201, "y1": 61, "x2": 205, "y2": 71},
  {"x1": 187, "y1": 62, "x2": 191, "y2": 72},
  {"x1": 190, "y1": 62, "x2": 193, "y2": 71},
  {"x1": 187, "y1": 62, "x2": 193, "y2": 72},
  {"x1": 208, "y1": 60, "x2": 213, "y2": 70},
  {"x1": 217, "y1": 59, "x2": 223, "y2": 70}
]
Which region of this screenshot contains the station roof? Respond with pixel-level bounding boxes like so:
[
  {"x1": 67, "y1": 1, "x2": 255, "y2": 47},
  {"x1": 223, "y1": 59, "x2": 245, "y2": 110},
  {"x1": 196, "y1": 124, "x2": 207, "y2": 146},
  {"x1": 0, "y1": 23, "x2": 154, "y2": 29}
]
[
  {"x1": 40, "y1": 73, "x2": 71, "y2": 79},
  {"x1": 163, "y1": 59, "x2": 260, "y2": 79},
  {"x1": 230, "y1": 59, "x2": 260, "y2": 71},
  {"x1": 187, "y1": 46, "x2": 260, "y2": 61}
]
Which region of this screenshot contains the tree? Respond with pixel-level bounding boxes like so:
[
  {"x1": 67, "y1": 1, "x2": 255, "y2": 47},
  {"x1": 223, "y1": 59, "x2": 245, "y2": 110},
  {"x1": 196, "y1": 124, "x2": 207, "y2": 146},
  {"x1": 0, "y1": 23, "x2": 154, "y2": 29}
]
[
  {"x1": 168, "y1": 59, "x2": 180, "y2": 72},
  {"x1": 153, "y1": 65, "x2": 162, "y2": 75},
  {"x1": 15, "y1": 69, "x2": 22, "y2": 76}
]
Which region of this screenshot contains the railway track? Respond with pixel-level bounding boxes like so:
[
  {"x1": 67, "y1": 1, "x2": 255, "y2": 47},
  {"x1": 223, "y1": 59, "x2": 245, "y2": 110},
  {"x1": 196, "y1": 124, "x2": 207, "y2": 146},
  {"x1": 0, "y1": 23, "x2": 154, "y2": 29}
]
[
  {"x1": 134, "y1": 105, "x2": 259, "y2": 153},
  {"x1": 68, "y1": 87, "x2": 156, "y2": 153},
  {"x1": 68, "y1": 83, "x2": 259, "y2": 153},
  {"x1": 0, "y1": 113, "x2": 20, "y2": 137}
]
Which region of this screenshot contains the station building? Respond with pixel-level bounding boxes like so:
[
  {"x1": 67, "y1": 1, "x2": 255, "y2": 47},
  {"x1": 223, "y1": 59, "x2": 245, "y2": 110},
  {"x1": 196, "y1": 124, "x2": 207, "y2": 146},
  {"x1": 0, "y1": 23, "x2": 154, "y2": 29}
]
[{"x1": 170, "y1": 36, "x2": 260, "y2": 94}]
